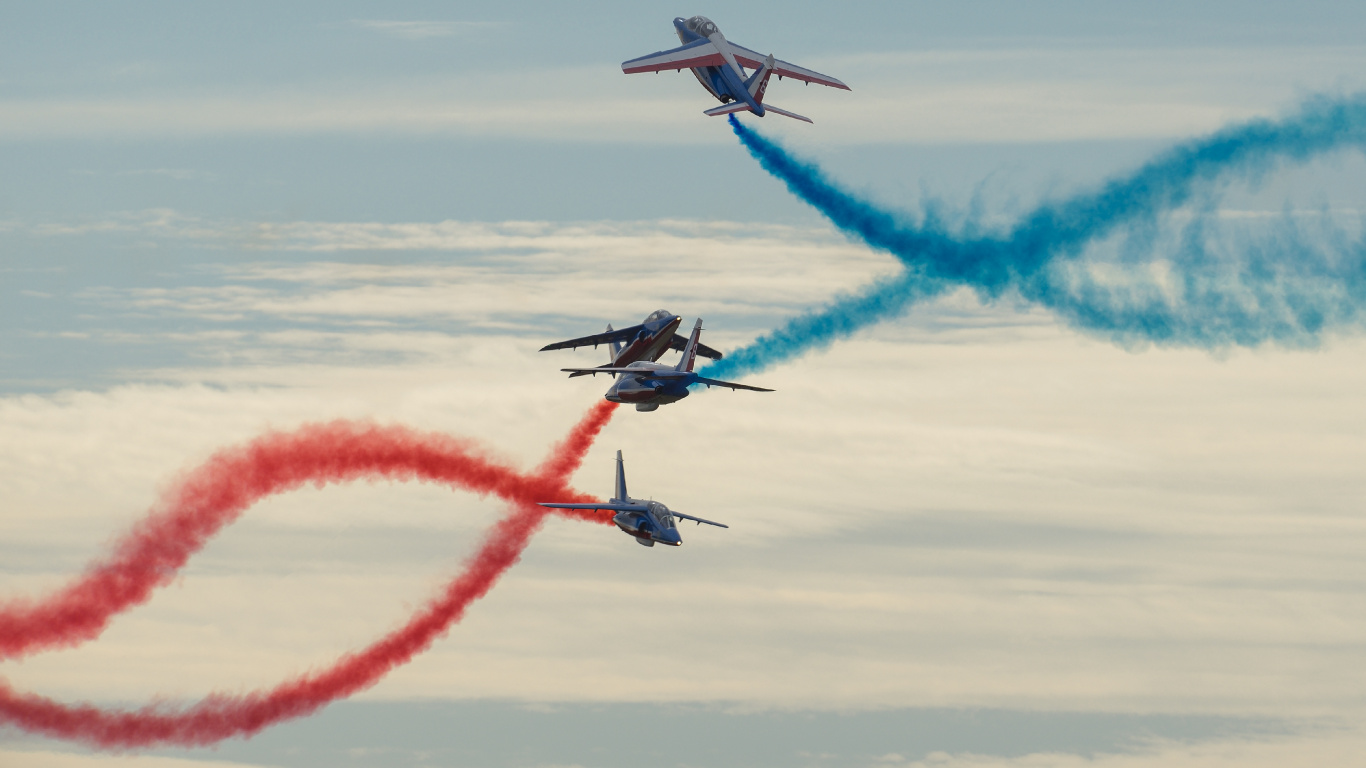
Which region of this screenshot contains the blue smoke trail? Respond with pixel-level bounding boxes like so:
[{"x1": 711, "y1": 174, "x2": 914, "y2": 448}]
[{"x1": 701, "y1": 94, "x2": 1366, "y2": 380}]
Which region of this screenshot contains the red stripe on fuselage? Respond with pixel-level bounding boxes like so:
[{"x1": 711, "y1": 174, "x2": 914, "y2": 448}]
[{"x1": 611, "y1": 316, "x2": 681, "y2": 366}]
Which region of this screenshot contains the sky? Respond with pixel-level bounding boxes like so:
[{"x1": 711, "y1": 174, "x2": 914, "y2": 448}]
[{"x1": 3, "y1": 1, "x2": 1366, "y2": 766}]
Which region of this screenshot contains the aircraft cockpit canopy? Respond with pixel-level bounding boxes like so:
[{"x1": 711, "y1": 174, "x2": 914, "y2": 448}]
[
  {"x1": 645, "y1": 309, "x2": 674, "y2": 324},
  {"x1": 649, "y1": 502, "x2": 675, "y2": 525},
  {"x1": 685, "y1": 16, "x2": 718, "y2": 37}
]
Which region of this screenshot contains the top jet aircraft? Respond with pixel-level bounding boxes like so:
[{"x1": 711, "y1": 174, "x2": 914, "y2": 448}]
[
  {"x1": 540, "y1": 450, "x2": 727, "y2": 547},
  {"x1": 561, "y1": 318, "x2": 772, "y2": 412},
  {"x1": 622, "y1": 15, "x2": 850, "y2": 123},
  {"x1": 540, "y1": 309, "x2": 722, "y2": 378}
]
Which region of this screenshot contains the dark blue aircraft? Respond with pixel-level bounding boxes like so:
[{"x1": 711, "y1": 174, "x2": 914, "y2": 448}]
[
  {"x1": 540, "y1": 309, "x2": 722, "y2": 378},
  {"x1": 540, "y1": 450, "x2": 728, "y2": 547},
  {"x1": 560, "y1": 318, "x2": 772, "y2": 412},
  {"x1": 622, "y1": 15, "x2": 850, "y2": 123}
]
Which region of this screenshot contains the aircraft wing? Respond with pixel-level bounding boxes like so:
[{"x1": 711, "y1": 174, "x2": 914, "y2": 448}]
[
  {"x1": 671, "y1": 511, "x2": 729, "y2": 528},
  {"x1": 622, "y1": 39, "x2": 726, "y2": 73},
  {"x1": 728, "y1": 43, "x2": 850, "y2": 90},
  {"x1": 560, "y1": 367, "x2": 690, "y2": 377},
  {"x1": 540, "y1": 502, "x2": 650, "y2": 512},
  {"x1": 668, "y1": 333, "x2": 722, "y2": 360},
  {"x1": 693, "y1": 375, "x2": 774, "y2": 392},
  {"x1": 540, "y1": 325, "x2": 640, "y2": 352}
]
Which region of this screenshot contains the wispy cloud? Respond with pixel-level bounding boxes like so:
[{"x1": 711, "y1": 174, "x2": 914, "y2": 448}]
[
  {"x1": 348, "y1": 20, "x2": 504, "y2": 40},
  {"x1": 0, "y1": 47, "x2": 1362, "y2": 143},
  {"x1": 3, "y1": 213, "x2": 1366, "y2": 732},
  {"x1": 54, "y1": 217, "x2": 891, "y2": 336},
  {"x1": 0, "y1": 749, "x2": 271, "y2": 768}
]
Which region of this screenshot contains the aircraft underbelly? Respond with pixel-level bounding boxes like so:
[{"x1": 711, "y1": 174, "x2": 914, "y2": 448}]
[
  {"x1": 606, "y1": 387, "x2": 688, "y2": 405},
  {"x1": 691, "y1": 66, "x2": 725, "y2": 101},
  {"x1": 643, "y1": 336, "x2": 672, "y2": 361},
  {"x1": 606, "y1": 388, "x2": 655, "y2": 403},
  {"x1": 616, "y1": 518, "x2": 657, "y2": 546}
]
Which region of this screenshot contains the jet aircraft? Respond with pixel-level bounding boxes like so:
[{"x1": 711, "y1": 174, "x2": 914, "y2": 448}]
[
  {"x1": 540, "y1": 450, "x2": 727, "y2": 547},
  {"x1": 622, "y1": 15, "x2": 850, "y2": 123},
  {"x1": 540, "y1": 309, "x2": 722, "y2": 378},
  {"x1": 560, "y1": 318, "x2": 772, "y2": 412}
]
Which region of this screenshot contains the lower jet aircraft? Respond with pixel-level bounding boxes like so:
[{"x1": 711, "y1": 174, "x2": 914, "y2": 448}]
[
  {"x1": 561, "y1": 318, "x2": 772, "y2": 412},
  {"x1": 540, "y1": 308, "x2": 722, "y2": 378},
  {"x1": 540, "y1": 450, "x2": 727, "y2": 547},
  {"x1": 622, "y1": 15, "x2": 850, "y2": 123}
]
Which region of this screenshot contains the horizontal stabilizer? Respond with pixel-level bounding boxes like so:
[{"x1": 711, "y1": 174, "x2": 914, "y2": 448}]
[
  {"x1": 693, "y1": 375, "x2": 775, "y2": 392},
  {"x1": 704, "y1": 102, "x2": 753, "y2": 117},
  {"x1": 760, "y1": 104, "x2": 812, "y2": 123}
]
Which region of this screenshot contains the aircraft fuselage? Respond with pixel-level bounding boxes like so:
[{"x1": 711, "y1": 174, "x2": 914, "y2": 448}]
[
  {"x1": 613, "y1": 311, "x2": 682, "y2": 367},
  {"x1": 537, "y1": 450, "x2": 728, "y2": 548},
  {"x1": 604, "y1": 361, "x2": 693, "y2": 407},
  {"x1": 672, "y1": 16, "x2": 765, "y2": 116},
  {"x1": 612, "y1": 501, "x2": 682, "y2": 547}
]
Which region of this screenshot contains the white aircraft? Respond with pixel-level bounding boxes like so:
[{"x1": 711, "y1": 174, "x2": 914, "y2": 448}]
[{"x1": 622, "y1": 15, "x2": 850, "y2": 123}]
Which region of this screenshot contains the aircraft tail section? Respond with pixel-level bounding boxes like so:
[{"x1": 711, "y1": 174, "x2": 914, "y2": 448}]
[
  {"x1": 703, "y1": 102, "x2": 751, "y2": 117},
  {"x1": 613, "y1": 450, "x2": 628, "y2": 502},
  {"x1": 744, "y1": 53, "x2": 776, "y2": 104},
  {"x1": 705, "y1": 53, "x2": 811, "y2": 122},
  {"x1": 605, "y1": 324, "x2": 623, "y2": 363},
  {"x1": 605, "y1": 323, "x2": 622, "y2": 379},
  {"x1": 704, "y1": 100, "x2": 811, "y2": 122},
  {"x1": 674, "y1": 318, "x2": 704, "y2": 373}
]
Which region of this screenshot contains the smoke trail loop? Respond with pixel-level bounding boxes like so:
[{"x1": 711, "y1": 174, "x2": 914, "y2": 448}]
[
  {"x1": 0, "y1": 401, "x2": 618, "y2": 748},
  {"x1": 709, "y1": 94, "x2": 1366, "y2": 378}
]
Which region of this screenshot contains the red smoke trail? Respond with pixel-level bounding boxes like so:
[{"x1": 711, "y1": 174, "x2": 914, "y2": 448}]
[{"x1": 0, "y1": 401, "x2": 617, "y2": 748}]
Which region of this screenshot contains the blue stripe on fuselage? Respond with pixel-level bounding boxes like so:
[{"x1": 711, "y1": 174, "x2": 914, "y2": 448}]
[
  {"x1": 718, "y1": 63, "x2": 763, "y2": 115},
  {"x1": 671, "y1": 17, "x2": 761, "y2": 112}
]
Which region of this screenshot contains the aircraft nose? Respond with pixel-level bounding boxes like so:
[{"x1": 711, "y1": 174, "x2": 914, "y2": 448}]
[{"x1": 660, "y1": 528, "x2": 682, "y2": 546}]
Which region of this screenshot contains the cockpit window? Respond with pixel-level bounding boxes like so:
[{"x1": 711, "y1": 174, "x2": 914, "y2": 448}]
[
  {"x1": 651, "y1": 503, "x2": 676, "y2": 526},
  {"x1": 686, "y1": 16, "x2": 718, "y2": 37},
  {"x1": 646, "y1": 309, "x2": 672, "y2": 323}
]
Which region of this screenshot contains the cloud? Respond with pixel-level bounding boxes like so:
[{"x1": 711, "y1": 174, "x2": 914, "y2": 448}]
[
  {"x1": 3, "y1": 212, "x2": 1366, "y2": 735},
  {"x1": 30, "y1": 216, "x2": 890, "y2": 341},
  {"x1": 0, "y1": 47, "x2": 1362, "y2": 144},
  {"x1": 0, "y1": 749, "x2": 271, "y2": 768},
  {"x1": 348, "y1": 20, "x2": 504, "y2": 40},
  {"x1": 118, "y1": 168, "x2": 213, "y2": 181},
  {"x1": 893, "y1": 728, "x2": 1366, "y2": 768},
  {"x1": 5, "y1": 315, "x2": 1366, "y2": 714}
]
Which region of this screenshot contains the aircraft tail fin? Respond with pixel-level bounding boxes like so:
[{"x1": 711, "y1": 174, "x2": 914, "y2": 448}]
[
  {"x1": 674, "y1": 318, "x2": 703, "y2": 373},
  {"x1": 613, "y1": 450, "x2": 628, "y2": 502},
  {"x1": 744, "y1": 53, "x2": 776, "y2": 104},
  {"x1": 605, "y1": 324, "x2": 622, "y2": 363},
  {"x1": 605, "y1": 323, "x2": 622, "y2": 378}
]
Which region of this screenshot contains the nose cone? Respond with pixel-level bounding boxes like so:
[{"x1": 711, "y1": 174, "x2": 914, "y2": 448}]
[{"x1": 659, "y1": 528, "x2": 682, "y2": 546}]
